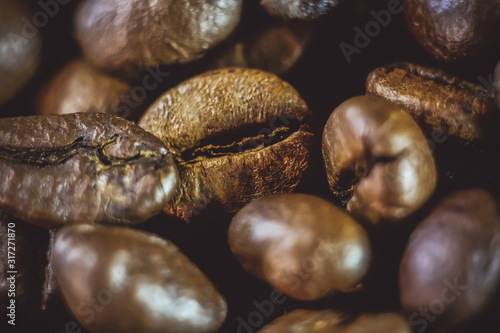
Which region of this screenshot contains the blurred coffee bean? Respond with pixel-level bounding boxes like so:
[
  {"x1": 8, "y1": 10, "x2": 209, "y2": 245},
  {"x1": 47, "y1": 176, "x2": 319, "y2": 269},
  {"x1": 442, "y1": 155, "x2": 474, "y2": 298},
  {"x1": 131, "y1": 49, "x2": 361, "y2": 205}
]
[
  {"x1": 0, "y1": 0, "x2": 42, "y2": 105},
  {"x1": 258, "y1": 309, "x2": 411, "y2": 333},
  {"x1": 0, "y1": 113, "x2": 179, "y2": 228},
  {"x1": 75, "y1": 0, "x2": 243, "y2": 72},
  {"x1": 139, "y1": 68, "x2": 314, "y2": 221},
  {"x1": 400, "y1": 189, "x2": 500, "y2": 329},
  {"x1": 403, "y1": 0, "x2": 500, "y2": 61},
  {"x1": 53, "y1": 224, "x2": 227, "y2": 333},
  {"x1": 228, "y1": 194, "x2": 371, "y2": 301},
  {"x1": 37, "y1": 60, "x2": 137, "y2": 119},
  {"x1": 366, "y1": 63, "x2": 497, "y2": 141},
  {"x1": 322, "y1": 95, "x2": 437, "y2": 224},
  {"x1": 260, "y1": 0, "x2": 341, "y2": 20}
]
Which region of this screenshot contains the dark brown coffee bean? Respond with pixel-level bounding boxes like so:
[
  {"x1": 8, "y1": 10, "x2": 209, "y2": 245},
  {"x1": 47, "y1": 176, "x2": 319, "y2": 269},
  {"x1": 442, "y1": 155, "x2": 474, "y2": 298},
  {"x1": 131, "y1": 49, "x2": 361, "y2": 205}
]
[
  {"x1": 210, "y1": 23, "x2": 311, "y2": 75},
  {"x1": 260, "y1": 0, "x2": 340, "y2": 20},
  {"x1": 403, "y1": 0, "x2": 500, "y2": 61},
  {"x1": 0, "y1": 113, "x2": 179, "y2": 228},
  {"x1": 139, "y1": 68, "x2": 314, "y2": 221},
  {"x1": 53, "y1": 224, "x2": 227, "y2": 333},
  {"x1": 75, "y1": 0, "x2": 243, "y2": 72},
  {"x1": 0, "y1": 0, "x2": 41, "y2": 105},
  {"x1": 37, "y1": 60, "x2": 137, "y2": 119},
  {"x1": 400, "y1": 189, "x2": 500, "y2": 329},
  {"x1": 258, "y1": 309, "x2": 411, "y2": 333},
  {"x1": 322, "y1": 95, "x2": 437, "y2": 224},
  {"x1": 228, "y1": 194, "x2": 371, "y2": 301},
  {"x1": 366, "y1": 63, "x2": 497, "y2": 141}
]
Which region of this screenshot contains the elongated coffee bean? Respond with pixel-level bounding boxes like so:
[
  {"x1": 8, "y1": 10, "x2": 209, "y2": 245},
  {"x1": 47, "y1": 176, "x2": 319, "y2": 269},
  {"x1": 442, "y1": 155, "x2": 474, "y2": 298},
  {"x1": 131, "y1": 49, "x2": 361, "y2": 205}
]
[
  {"x1": 228, "y1": 194, "x2": 371, "y2": 300},
  {"x1": 322, "y1": 95, "x2": 437, "y2": 224},
  {"x1": 53, "y1": 224, "x2": 227, "y2": 333},
  {"x1": 400, "y1": 189, "x2": 500, "y2": 329},
  {"x1": 258, "y1": 309, "x2": 411, "y2": 333},
  {"x1": 0, "y1": 113, "x2": 178, "y2": 228},
  {"x1": 139, "y1": 68, "x2": 314, "y2": 221},
  {"x1": 366, "y1": 63, "x2": 497, "y2": 141}
]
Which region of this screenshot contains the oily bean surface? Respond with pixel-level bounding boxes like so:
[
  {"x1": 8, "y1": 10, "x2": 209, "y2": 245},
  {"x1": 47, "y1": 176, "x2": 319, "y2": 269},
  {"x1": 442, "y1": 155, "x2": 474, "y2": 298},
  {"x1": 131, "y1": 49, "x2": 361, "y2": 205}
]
[{"x1": 260, "y1": 0, "x2": 340, "y2": 20}]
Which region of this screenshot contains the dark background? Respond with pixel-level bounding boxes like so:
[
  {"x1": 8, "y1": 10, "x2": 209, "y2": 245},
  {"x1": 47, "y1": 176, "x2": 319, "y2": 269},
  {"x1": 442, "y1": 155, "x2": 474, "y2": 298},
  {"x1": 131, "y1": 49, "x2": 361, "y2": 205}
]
[{"x1": 1, "y1": 0, "x2": 500, "y2": 332}]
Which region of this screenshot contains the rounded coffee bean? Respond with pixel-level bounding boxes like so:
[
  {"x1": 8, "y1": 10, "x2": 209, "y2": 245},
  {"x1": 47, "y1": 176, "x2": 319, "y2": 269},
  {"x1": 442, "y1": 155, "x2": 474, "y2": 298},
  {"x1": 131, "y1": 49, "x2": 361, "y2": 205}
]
[
  {"x1": 38, "y1": 60, "x2": 137, "y2": 119},
  {"x1": 0, "y1": 0, "x2": 41, "y2": 105},
  {"x1": 258, "y1": 309, "x2": 411, "y2": 333},
  {"x1": 403, "y1": 0, "x2": 500, "y2": 61},
  {"x1": 366, "y1": 63, "x2": 497, "y2": 141},
  {"x1": 0, "y1": 113, "x2": 179, "y2": 228},
  {"x1": 228, "y1": 194, "x2": 371, "y2": 300},
  {"x1": 75, "y1": 0, "x2": 243, "y2": 71},
  {"x1": 139, "y1": 68, "x2": 314, "y2": 221},
  {"x1": 400, "y1": 189, "x2": 500, "y2": 329},
  {"x1": 53, "y1": 224, "x2": 227, "y2": 333},
  {"x1": 322, "y1": 95, "x2": 437, "y2": 224},
  {"x1": 260, "y1": 0, "x2": 340, "y2": 20}
]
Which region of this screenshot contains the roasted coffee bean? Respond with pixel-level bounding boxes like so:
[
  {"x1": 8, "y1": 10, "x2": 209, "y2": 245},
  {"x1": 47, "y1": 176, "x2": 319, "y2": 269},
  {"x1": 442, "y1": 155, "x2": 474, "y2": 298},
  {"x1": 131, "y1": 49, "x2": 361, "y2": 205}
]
[
  {"x1": 322, "y1": 95, "x2": 437, "y2": 224},
  {"x1": 139, "y1": 68, "x2": 314, "y2": 221},
  {"x1": 260, "y1": 0, "x2": 340, "y2": 20},
  {"x1": 75, "y1": 0, "x2": 243, "y2": 72},
  {"x1": 53, "y1": 224, "x2": 227, "y2": 333},
  {"x1": 400, "y1": 189, "x2": 500, "y2": 329},
  {"x1": 228, "y1": 194, "x2": 371, "y2": 300},
  {"x1": 0, "y1": 0, "x2": 41, "y2": 105},
  {"x1": 0, "y1": 113, "x2": 179, "y2": 228},
  {"x1": 210, "y1": 23, "x2": 311, "y2": 75},
  {"x1": 38, "y1": 60, "x2": 136, "y2": 119},
  {"x1": 258, "y1": 309, "x2": 411, "y2": 333},
  {"x1": 366, "y1": 63, "x2": 497, "y2": 141},
  {"x1": 403, "y1": 0, "x2": 500, "y2": 61}
]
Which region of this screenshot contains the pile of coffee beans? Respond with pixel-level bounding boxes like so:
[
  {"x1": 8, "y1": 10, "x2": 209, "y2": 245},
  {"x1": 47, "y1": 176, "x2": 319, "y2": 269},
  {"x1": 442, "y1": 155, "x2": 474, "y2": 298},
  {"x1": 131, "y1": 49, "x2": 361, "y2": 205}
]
[{"x1": 1, "y1": 1, "x2": 500, "y2": 333}]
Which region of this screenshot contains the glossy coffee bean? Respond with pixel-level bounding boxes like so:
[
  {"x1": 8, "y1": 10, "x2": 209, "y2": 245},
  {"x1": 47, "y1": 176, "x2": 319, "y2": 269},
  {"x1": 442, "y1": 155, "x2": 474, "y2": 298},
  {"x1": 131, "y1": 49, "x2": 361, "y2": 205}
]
[
  {"x1": 366, "y1": 63, "x2": 497, "y2": 141},
  {"x1": 139, "y1": 68, "x2": 314, "y2": 221},
  {"x1": 0, "y1": 0, "x2": 41, "y2": 105},
  {"x1": 400, "y1": 189, "x2": 500, "y2": 329},
  {"x1": 0, "y1": 113, "x2": 179, "y2": 228},
  {"x1": 53, "y1": 224, "x2": 227, "y2": 333},
  {"x1": 322, "y1": 95, "x2": 437, "y2": 224},
  {"x1": 38, "y1": 60, "x2": 136, "y2": 119},
  {"x1": 75, "y1": 0, "x2": 243, "y2": 71},
  {"x1": 228, "y1": 194, "x2": 371, "y2": 301},
  {"x1": 403, "y1": 0, "x2": 500, "y2": 61},
  {"x1": 258, "y1": 309, "x2": 411, "y2": 333},
  {"x1": 260, "y1": 0, "x2": 340, "y2": 20}
]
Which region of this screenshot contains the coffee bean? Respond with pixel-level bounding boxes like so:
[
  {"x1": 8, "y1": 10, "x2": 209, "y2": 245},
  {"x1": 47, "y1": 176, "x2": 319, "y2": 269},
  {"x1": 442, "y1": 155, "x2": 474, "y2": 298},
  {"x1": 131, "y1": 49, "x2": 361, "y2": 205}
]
[
  {"x1": 228, "y1": 193, "x2": 371, "y2": 301},
  {"x1": 0, "y1": 0, "x2": 42, "y2": 105},
  {"x1": 52, "y1": 224, "x2": 227, "y2": 333},
  {"x1": 403, "y1": 0, "x2": 500, "y2": 61},
  {"x1": 400, "y1": 189, "x2": 500, "y2": 329},
  {"x1": 139, "y1": 68, "x2": 314, "y2": 221},
  {"x1": 322, "y1": 95, "x2": 437, "y2": 224},
  {"x1": 75, "y1": 0, "x2": 243, "y2": 72},
  {"x1": 0, "y1": 113, "x2": 179, "y2": 228},
  {"x1": 366, "y1": 63, "x2": 497, "y2": 141},
  {"x1": 260, "y1": 0, "x2": 341, "y2": 20},
  {"x1": 258, "y1": 309, "x2": 411, "y2": 333},
  {"x1": 37, "y1": 60, "x2": 136, "y2": 119}
]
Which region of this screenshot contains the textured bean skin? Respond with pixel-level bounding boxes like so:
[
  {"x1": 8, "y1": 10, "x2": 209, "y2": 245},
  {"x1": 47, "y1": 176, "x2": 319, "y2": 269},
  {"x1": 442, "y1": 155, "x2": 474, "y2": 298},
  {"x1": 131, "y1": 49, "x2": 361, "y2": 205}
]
[
  {"x1": 366, "y1": 63, "x2": 497, "y2": 141},
  {"x1": 0, "y1": 113, "x2": 178, "y2": 228},
  {"x1": 260, "y1": 0, "x2": 340, "y2": 20},
  {"x1": 258, "y1": 309, "x2": 411, "y2": 333},
  {"x1": 53, "y1": 224, "x2": 227, "y2": 333},
  {"x1": 0, "y1": 0, "x2": 41, "y2": 105},
  {"x1": 228, "y1": 194, "x2": 371, "y2": 301},
  {"x1": 322, "y1": 95, "x2": 437, "y2": 224},
  {"x1": 75, "y1": 0, "x2": 243, "y2": 71},
  {"x1": 140, "y1": 68, "x2": 314, "y2": 221},
  {"x1": 403, "y1": 0, "x2": 500, "y2": 61},
  {"x1": 400, "y1": 189, "x2": 500, "y2": 329}
]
